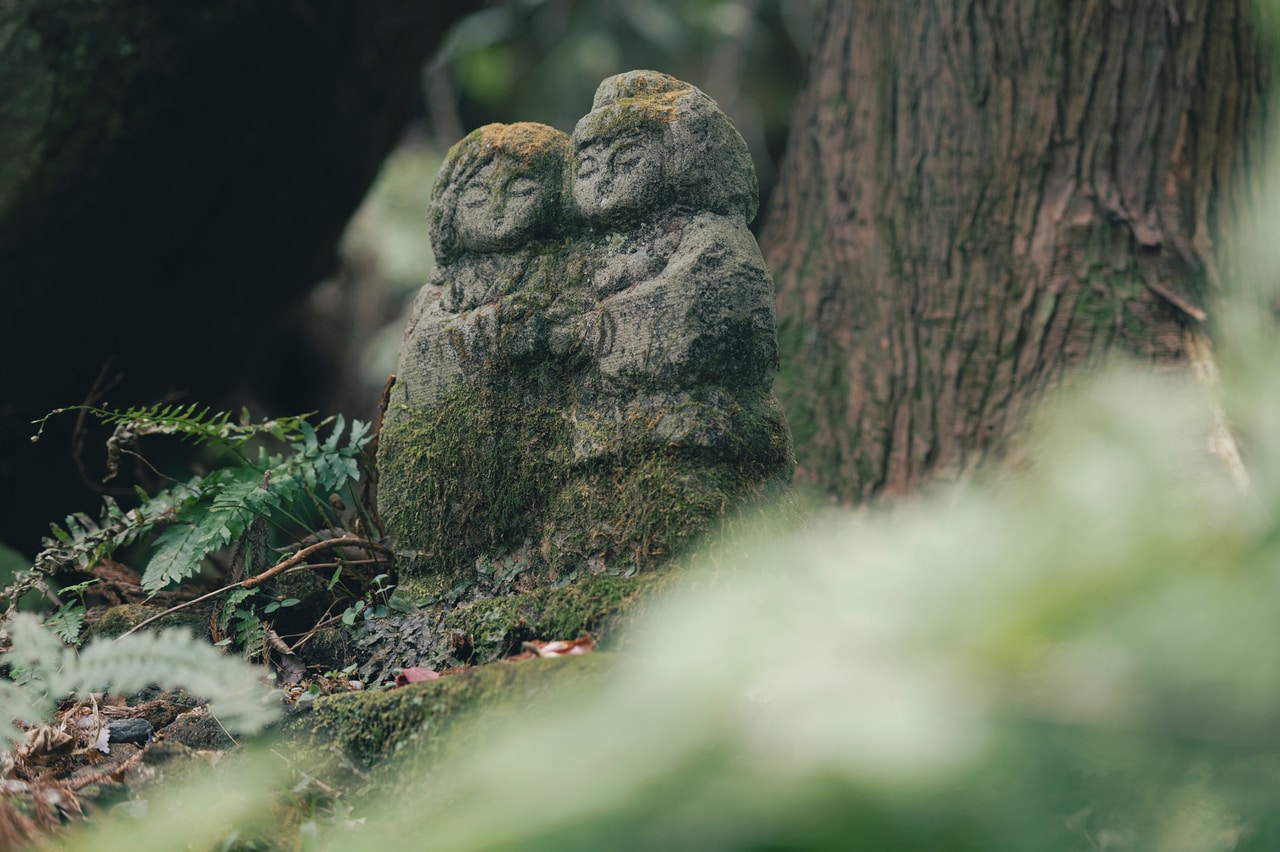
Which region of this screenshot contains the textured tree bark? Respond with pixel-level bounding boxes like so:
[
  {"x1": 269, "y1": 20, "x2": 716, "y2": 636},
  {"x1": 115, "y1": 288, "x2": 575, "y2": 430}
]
[{"x1": 760, "y1": 0, "x2": 1270, "y2": 501}]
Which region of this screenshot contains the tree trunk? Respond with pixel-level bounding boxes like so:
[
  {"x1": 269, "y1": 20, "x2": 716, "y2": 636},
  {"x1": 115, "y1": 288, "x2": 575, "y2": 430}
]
[{"x1": 760, "y1": 0, "x2": 1270, "y2": 500}]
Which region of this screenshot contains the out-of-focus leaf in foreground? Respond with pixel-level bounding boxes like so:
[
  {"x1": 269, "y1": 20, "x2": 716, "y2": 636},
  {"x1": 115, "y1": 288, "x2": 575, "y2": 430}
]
[{"x1": 312, "y1": 365, "x2": 1277, "y2": 851}]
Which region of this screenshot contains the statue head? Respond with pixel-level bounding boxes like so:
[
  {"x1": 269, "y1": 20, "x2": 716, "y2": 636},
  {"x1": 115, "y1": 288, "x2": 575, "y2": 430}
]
[
  {"x1": 428, "y1": 122, "x2": 571, "y2": 262},
  {"x1": 570, "y1": 70, "x2": 759, "y2": 227}
]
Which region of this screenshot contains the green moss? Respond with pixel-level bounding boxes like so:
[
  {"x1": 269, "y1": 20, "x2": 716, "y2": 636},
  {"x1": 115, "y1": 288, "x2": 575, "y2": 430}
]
[
  {"x1": 437, "y1": 123, "x2": 569, "y2": 220},
  {"x1": 88, "y1": 603, "x2": 207, "y2": 640},
  {"x1": 443, "y1": 571, "x2": 674, "y2": 659},
  {"x1": 544, "y1": 455, "x2": 735, "y2": 572},
  {"x1": 378, "y1": 377, "x2": 572, "y2": 590},
  {"x1": 383, "y1": 314, "x2": 790, "y2": 593},
  {"x1": 300, "y1": 653, "x2": 613, "y2": 770}
]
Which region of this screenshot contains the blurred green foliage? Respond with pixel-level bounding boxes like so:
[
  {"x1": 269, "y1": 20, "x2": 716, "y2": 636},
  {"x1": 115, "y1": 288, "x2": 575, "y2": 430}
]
[
  {"x1": 432, "y1": 0, "x2": 820, "y2": 202},
  {"x1": 342, "y1": 144, "x2": 442, "y2": 292},
  {"x1": 339, "y1": 141, "x2": 445, "y2": 387}
]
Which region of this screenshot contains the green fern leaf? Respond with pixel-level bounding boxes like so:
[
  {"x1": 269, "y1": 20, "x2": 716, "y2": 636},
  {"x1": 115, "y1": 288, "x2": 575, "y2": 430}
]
[
  {"x1": 1, "y1": 614, "x2": 277, "y2": 751},
  {"x1": 44, "y1": 607, "x2": 85, "y2": 644},
  {"x1": 144, "y1": 499, "x2": 234, "y2": 591},
  {"x1": 56, "y1": 630, "x2": 278, "y2": 734},
  {"x1": 0, "y1": 679, "x2": 51, "y2": 749},
  {"x1": 4, "y1": 612, "x2": 64, "y2": 686},
  {"x1": 30, "y1": 405, "x2": 373, "y2": 597}
]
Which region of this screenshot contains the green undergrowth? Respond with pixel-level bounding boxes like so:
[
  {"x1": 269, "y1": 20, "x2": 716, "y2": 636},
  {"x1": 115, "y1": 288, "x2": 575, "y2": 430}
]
[
  {"x1": 444, "y1": 570, "x2": 673, "y2": 653},
  {"x1": 355, "y1": 570, "x2": 677, "y2": 685},
  {"x1": 291, "y1": 653, "x2": 612, "y2": 775},
  {"x1": 15, "y1": 405, "x2": 372, "y2": 605}
]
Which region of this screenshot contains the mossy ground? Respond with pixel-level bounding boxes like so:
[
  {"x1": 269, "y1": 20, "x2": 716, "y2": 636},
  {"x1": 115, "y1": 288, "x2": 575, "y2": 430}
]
[
  {"x1": 87, "y1": 603, "x2": 207, "y2": 639},
  {"x1": 351, "y1": 569, "x2": 677, "y2": 685},
  {"x1": 283, "y1": 653, "x2": 614, "y2": 786}
]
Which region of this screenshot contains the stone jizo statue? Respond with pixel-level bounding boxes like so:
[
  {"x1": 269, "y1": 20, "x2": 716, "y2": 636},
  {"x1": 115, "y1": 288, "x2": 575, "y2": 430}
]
[{"x1": 378, "y1": 71, "x2": 793, "y2": 598}]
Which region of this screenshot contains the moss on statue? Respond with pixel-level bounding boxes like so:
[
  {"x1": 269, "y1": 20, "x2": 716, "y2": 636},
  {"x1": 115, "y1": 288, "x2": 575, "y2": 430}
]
[
  {"x1": 378, "y1": 379, "x2": 572, "y2": 591},
  {"x1": 442, "y1": 571, "x2": 672, "y2": 654},
  {"x1": 380, "y1": 381, "x2": 785, "y2": 597}
]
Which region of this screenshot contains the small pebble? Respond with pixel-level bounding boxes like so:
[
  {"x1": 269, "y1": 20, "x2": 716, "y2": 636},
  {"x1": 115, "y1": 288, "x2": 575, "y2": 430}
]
[{"x1": 108, "y1": 718, "x2": 155, "y2": 745}]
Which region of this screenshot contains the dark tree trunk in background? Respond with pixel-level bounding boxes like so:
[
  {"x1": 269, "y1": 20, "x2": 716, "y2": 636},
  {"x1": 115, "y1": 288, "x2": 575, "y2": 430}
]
[
  {"x1": 0, "y1": 1, "x2": 478, "y2": 553},
  {"x1": 761, "y1": 0, "x2": 1270, "y2": 500}
]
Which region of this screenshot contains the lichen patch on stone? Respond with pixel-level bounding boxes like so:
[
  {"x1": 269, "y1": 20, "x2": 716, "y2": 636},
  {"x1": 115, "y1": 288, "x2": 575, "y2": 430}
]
[{"x1": 472, "y1": 121, "x2": 570, "y2": 164}]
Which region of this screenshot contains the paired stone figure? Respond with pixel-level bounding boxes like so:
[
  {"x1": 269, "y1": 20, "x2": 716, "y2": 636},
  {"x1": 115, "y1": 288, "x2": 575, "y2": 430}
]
[{"x1": 378, "y1": 70, "x2": 794, "y2": 595}]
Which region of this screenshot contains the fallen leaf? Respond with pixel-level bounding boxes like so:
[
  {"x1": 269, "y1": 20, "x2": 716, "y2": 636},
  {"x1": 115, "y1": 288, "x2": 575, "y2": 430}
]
[
  {"x1": 395, "y1": 667, "x2": 441, "y2": 687},
  {"x1": 266, "y1": 628, "x2": 306, "y2": 687},
  {"x1": 19, "y1": 726, "x2": 75, "y2": 763},
  {"x1": 520, "y1": 634, "x2": 594, "y2": 658},
  {"x1": 195, "y1": 750, "x2": 223, "y2": 767}
]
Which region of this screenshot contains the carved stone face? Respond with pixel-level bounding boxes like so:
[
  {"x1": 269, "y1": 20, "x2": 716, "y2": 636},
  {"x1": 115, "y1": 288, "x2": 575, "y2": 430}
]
[
  {"x1": 452, "y1": 159, "x2": 556, "y2": 252},
  {"x1": 572, "y1": 128, "x2": 665, "y2": 224}
]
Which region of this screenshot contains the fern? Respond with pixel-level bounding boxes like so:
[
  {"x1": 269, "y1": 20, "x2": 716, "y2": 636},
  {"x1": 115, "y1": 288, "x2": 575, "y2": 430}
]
[
  {"x1": 32, "y1": 403, "x2": 321, "y2": 478},
  {"x1": 0, "y1": 614, "x2": 278, "y2": 751},
  {"x1": 42, "y1": 606, "x2": 85, "y2": 644},
  {"x1": 141, "y1": 415, "x2": 371, "y2": 591},
  {"x1": 16, "y1": 407, "x2": 374, "y2": 602}
]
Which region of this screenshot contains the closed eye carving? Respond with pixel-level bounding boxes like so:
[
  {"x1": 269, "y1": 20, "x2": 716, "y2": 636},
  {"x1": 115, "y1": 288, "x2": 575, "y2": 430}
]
[
  {"x1": 613, "y1": 146, "x2": 644, "y2": 169},
  {"x1": 507, "y1": 176, "x2": 540, "y2": 198},
  {"x1": 610, "y1": 133, "x2": 651, "y2": 170},
  {"x1": 461, "y1": 185, "x2": 488, "y2": 209},
  {"x1": 576, "y1": 151, "x2": 599, "y2": 178}
]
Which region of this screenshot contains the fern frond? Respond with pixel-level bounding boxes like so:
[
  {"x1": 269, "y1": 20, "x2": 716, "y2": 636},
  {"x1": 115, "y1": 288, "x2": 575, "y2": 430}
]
[
  {"x1": 43, "y1": 607, "x2": 85, "y2": 644},
  {"x1": 138, "y1": 418, "x2": 373, "y2": 592},
  {"x1": 85, "y1": 402, "x2": 317, "y2": 447},
  {"x1": 218, "y1": 588, "x2": 258, "y2": 635},
  {"x1": 57, "y1": 629, "x2": 278, "y2": 734},
  {"x1": 2, "y1": 478, "x2": 204, "y2": 614},
  {"x1": 0, "y1": 615, "x2": 64, "y2": 745},
  {"x1": 4, "y1": 613, "x2": 64, "y2": 688},
  {"x1": 32, "y1": 403, "x2": 322, "y2": 472},
  {"x1": 0, "y1": 614, "x2": 278, "y2": 752},
  {"x1": 0, "y1": 679, "x2": 50, "y2": 749},
  {"x1": 25, "y1": 404, "x2": 375, "y2": 597},
  {"x1": 143, "y1": 489, "x2": 238, "y2": 591}
]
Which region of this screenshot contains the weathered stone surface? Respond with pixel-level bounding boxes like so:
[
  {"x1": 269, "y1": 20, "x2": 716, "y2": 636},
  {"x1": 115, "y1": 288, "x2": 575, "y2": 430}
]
[{"x1": 379, "y1": 71, "x2": 793, "y2": 596}]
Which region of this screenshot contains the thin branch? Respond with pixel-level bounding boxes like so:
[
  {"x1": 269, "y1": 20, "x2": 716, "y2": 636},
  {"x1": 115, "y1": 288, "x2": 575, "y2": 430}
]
[
  {"x1": 241, "y1": 537, "x2": 390, "y2": 590},
  {"x1": 113, "y1": 537, "x2": 388, "y2": 640}
]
